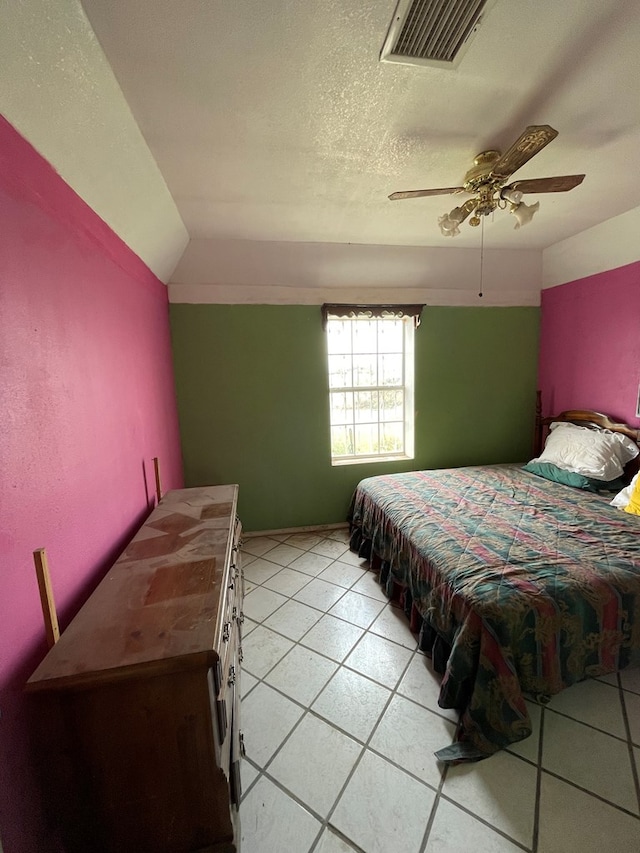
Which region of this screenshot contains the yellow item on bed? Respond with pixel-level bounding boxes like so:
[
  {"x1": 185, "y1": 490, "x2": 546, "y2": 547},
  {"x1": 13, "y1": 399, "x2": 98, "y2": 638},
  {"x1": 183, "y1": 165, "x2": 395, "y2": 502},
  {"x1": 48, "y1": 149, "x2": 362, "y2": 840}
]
[{"x1": 623, "y1": 474, "x2": 640, "y2": 516}]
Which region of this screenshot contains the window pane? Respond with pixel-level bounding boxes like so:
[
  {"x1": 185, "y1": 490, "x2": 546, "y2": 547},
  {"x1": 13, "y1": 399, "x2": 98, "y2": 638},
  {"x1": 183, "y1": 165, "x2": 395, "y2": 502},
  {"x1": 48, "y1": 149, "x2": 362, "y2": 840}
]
[
  {"x1": 330, "y1": 390, "x2": 354, "y2": 426},
  {"x1": 352, "y1": 320, "x2": 377, "y2": 354},
  {"x1": 331, "y1": 425, "x2": 353, "y2": 457},
  {"x1": 354, "y1": 423, "x2": 379, "y2": 456},
  {"x1": 326, "y1": 320, "x2": 351, "y2": 355},
  {"x1": 378, "y1": 320, "x2": 404, "y2": 353},
  {"x1": 380, "y1": 422, "x2": 403, "y2": 452},
  {"x1": 379, "y1": 353, "x2": 403, "y2": 386},
  {"x1": 354, "y1": 391, "x2": 378, "y2": 423},
  {"x1": 328, "y1": 354, "x2": 352, "y2": 388},
  {"x1": 353, "y1": 354, "x2": 376, "y2": 387},
  {"x1": 380, "y1": 389, "x2": 404, "y2": 421}
]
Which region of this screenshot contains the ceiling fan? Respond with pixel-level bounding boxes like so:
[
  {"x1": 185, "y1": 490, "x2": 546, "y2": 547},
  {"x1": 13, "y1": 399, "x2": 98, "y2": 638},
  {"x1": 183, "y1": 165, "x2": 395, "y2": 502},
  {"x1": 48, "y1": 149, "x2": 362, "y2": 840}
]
[{"x1": 389, "y1": 125, "x2": 585, "y2": 236}]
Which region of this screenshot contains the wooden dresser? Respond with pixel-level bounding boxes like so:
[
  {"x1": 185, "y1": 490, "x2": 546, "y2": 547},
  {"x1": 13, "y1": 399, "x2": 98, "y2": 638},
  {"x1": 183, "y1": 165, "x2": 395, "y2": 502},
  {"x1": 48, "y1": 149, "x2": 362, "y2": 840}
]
[{"x1": 27, "y1": 485, "x2": 244, "y2": 853}]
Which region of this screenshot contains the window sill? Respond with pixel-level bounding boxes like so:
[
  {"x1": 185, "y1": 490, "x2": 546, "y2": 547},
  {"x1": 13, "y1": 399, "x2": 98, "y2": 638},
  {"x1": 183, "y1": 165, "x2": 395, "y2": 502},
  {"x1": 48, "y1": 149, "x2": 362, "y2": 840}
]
[{"x1": 331, "y1": 454, "x2": 414, "y2": 467}]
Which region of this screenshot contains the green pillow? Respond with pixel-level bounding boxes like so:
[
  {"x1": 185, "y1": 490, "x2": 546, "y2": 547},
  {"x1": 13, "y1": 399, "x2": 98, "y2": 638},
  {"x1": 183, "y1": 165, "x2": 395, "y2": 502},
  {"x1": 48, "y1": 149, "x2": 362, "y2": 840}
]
[{"x1": 523, "y1": 461, "x2": 626, "y2": 492}]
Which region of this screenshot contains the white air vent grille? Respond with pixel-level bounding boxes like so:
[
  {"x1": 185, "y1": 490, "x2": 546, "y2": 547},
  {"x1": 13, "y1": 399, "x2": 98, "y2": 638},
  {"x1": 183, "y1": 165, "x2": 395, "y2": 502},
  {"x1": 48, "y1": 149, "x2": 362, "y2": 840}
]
[{"x1": 381, "y1": 0, "x2": 495, "y2": 69}]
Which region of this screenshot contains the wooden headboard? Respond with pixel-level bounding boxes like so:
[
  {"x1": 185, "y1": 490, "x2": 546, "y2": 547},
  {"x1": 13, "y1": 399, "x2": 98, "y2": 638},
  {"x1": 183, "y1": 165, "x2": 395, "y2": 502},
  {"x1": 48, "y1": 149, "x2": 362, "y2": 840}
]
[{"x1": 534, "y1": 396, "x2": 640, "y2": 472}]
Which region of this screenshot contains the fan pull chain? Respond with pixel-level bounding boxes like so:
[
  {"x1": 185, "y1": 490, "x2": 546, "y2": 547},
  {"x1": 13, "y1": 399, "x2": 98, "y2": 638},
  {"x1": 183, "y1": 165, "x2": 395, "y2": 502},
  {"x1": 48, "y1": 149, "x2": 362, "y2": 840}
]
[{"x1": 478, "y1": 215, "x2": 485, "y2": 298}]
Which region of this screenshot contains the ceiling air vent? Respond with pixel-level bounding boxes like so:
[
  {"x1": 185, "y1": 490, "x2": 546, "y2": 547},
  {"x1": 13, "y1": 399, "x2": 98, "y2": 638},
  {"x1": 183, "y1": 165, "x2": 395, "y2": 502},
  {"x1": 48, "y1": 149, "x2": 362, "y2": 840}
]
[{"x1": 380, "y1": 0, "x2": 496, "y2": 69}]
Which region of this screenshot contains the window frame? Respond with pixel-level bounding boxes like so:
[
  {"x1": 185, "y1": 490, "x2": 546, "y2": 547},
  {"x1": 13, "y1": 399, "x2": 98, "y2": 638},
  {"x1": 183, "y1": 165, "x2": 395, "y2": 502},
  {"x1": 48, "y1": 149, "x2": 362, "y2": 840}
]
[{"x1": 323, "y1": 305, "x2": 422, "y2": 466}]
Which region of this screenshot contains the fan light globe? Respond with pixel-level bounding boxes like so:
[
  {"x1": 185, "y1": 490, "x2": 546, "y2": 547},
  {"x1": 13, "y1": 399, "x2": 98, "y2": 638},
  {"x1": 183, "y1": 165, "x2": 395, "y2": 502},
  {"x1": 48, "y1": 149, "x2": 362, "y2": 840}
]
[
  {"x1": 511, "y1": 200, "x2": 539, "y2": 229},
  {"x1": 438, "y1": 206, "x2": 465, "y2": 237},
  {"x1": 501, "y1": 187, "x2": 524, "y2": 206}
]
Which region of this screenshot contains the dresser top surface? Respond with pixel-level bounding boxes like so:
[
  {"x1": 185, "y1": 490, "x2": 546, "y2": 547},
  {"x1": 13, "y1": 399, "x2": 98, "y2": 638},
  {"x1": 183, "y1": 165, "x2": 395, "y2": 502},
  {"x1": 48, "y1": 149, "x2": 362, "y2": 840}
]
[{"x1": 28, "y1": 485, "x2": 239, "y2": 691}]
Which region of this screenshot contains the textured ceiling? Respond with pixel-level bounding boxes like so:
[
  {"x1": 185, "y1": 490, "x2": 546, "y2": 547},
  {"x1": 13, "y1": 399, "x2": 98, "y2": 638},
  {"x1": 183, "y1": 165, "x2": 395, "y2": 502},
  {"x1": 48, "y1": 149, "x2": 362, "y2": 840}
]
[{"x1": 80, "y1": 0, "x2": 640, "y2": 251}]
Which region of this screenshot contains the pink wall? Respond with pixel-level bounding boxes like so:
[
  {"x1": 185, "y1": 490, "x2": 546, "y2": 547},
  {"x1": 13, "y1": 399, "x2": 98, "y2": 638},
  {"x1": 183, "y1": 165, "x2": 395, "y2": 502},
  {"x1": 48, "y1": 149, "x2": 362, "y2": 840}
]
[
  {"x1": 0, "y1": 116, "x2": 184, "y2": 852},
  {"x1": 538, "y1": 260, "x2": 640, "y2": 424}
]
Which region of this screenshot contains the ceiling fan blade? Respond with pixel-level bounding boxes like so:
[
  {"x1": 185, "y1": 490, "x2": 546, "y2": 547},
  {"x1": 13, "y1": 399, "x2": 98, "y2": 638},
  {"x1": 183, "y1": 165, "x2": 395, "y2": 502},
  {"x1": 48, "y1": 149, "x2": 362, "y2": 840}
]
[
  {"x1": 388, "y1": 186, "x2": 464, "y2": 200},
  {"x1": 507, "y1": 174, "x2": 585, "y2": 194},
  {"x1": 489, "y1": 125, "x2": 558, "y2": 180}
]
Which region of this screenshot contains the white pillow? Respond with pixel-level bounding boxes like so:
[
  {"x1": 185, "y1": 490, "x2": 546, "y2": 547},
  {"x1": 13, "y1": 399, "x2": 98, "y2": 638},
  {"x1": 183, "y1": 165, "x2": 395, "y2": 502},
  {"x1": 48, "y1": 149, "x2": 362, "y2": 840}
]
[
  {"x1": 611, "y1": 472, "x2": 640, "y2": 508},
  {"x1": 531, "y1": 421, "x2": 639, "y2": 481}
]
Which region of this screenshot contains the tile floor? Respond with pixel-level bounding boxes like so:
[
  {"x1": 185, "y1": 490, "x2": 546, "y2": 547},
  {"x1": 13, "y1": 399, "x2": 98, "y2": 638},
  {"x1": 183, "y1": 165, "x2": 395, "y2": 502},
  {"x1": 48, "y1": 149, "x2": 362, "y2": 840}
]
[{"x1": 238, "y1": 527, "x2": 640, "y2": 853}]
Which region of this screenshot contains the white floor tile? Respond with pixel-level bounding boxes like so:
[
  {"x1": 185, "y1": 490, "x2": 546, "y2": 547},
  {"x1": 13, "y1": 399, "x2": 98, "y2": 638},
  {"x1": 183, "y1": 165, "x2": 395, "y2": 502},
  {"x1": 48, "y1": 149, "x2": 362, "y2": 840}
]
[
  {"x1": 624, "y1": 689, "x2": 640, "y2": 745},
  {"x1": 344, "y1": 632, "x2": 413, "y2": 689},
  {"x1": 311, "y1": 539, "x2": 350, "y2": 559},
  {"x1": 263, "y1": 598, "x2": 323, "y2": 641},
  {"x1": 370, "y1": 695, "x2": 455, "y2": 788},
  {"x1": 546, "y1": 679, "x2": 626, "y2": 737},
  {"x1": 265, "y1": 645, "x2": 338, "y2": 706},
  {"x1": 317, "y1": 561, "x2": 367, "y2": 590},
  {"x1": 289, "y1": 551, "x2": 335, "y2": 576},
  {"x1": 335, "y1": 550, "x2": 370, "y2": 569},
  {"x1": 294, "y1": 578, "x2": 346, "y2": 611},
  {"x1": 268, "y1": 714, "x2": 362, "y2": 814},
  {"x1": 241, "y1": 683, "x2": 304, "y2": 768},
  {"x1": 242, "y1": 625, "x2": 294, "y2": 678},
  {"x1": 262, "y1": 567, "x2": 313, "y2": 597},
  {"x1": 284, "y1": 532, "x2": 324, "y2": 550},
  {"x1": 261, "y1": 542, "x2": 306, "y2": 567},
  {"x1": 241, "y1": 536, "x2": 280, "y2": 557},
  {"x1": 426, "y1": 798, "x2": 523, "y2": 852},
  {"x1": 243, "y1": 586, "x2": 288, "y2": 622},
  {"x1": 240, "y1": 776, "x2": 321, "y2": 853},
  {"x1": 620, "y1": 665, "x2": 640, "y2": 695},
  {"x1": 241, "y1": 670, "x2": 259, "y2": 699},
  {"x1": 331, "y1": 750, "x2": 436, "y2": 853},
  {"x1": 241, "y1": 616, "x2": 259, "y2": 637},
  {"x1": 312, "y1": 666, "x2": 391, "y2": 742},
  {"x1": 537, "y1": 772, "x2": 640, "y2": 852},
  {"x1": 315, "y1": 828, "x2": 357, "y2": 853},
  {"x1": 243, "y1": 557, "x2": 283, "y2": 585},
  {"x1": 350, "y1": 571, "x2": 388, "y2": 602},
  {"x1": 325, "y1": 528, "x2": 351, "y2": 543},
  {"x1": 443, "y1": 750, "x2": 537, "y2": 847},
  {"x1": 300, "y1": 614, "x2": 364, "y2": 663},
  {"x1": 542, "y1": 711, "x2": 638, "y2": 812},
  {"x1": 370, "y1": 604, "x2": 418, "y2": 649},
  {"x1": 240, "y1": 758, "x2": 260, "y2": 797},
  {"x1": 328, "y1": 590, "x2": 386, "y2": 628},
  {"x1": 397, "y1": 655, "x2": 459, "y2": 724}
]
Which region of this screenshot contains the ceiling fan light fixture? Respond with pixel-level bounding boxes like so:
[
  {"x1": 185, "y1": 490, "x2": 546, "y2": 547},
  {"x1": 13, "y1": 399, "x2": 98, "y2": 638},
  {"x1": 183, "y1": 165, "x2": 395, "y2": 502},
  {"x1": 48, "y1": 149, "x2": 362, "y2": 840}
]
[
  {"x1": 500, "y1": 186, "x2": 523, "y2": 206},
  {"x1": 510, "y1": 200, "x2": 539, "y2": 229},
  {"x1": 438, "y1": 206, "x2": 465, "y2": 236}
]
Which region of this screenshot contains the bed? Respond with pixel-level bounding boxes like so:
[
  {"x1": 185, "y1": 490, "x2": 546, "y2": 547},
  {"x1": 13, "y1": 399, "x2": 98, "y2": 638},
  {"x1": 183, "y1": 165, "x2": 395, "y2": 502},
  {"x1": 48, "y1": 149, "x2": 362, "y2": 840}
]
[{"x1": 347, "y1": 408, "x2": 640, "y2": 762}]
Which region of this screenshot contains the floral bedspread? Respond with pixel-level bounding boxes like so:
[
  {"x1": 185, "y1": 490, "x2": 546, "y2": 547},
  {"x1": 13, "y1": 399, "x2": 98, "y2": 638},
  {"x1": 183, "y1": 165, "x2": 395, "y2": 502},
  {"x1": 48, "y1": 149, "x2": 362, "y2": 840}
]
[{"x1": 348, "y1": 466, "x2": 640, "y2": 760}]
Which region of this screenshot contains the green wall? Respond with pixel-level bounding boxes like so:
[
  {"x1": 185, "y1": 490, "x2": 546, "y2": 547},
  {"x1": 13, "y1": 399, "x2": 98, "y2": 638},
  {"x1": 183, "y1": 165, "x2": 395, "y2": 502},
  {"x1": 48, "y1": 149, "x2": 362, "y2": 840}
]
[{"x1": 170, "y1": 305, "x2": 539, "y2": 531}]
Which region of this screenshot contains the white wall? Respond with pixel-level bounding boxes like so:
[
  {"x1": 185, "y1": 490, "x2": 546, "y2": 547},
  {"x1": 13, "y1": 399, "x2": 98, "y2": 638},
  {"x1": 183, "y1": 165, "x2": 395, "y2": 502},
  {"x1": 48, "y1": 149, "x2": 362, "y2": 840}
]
[
  {"x1": 0, "y1": 0, "x2": 187, "y2": 281},
  {"x1": 169, "y1": 239, "x2": 542, "y2": 307},
  {"x1": 543, "y1": 205, "x2": 640, "y2": 288}
]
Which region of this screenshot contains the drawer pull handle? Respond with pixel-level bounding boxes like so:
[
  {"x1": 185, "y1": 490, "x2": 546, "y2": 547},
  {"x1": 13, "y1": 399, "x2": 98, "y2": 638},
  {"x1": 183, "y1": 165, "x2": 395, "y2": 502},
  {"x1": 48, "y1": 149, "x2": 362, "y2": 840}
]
[
  {"x1": 239, "y1": 732, "x2": 246, "y2": 757},
  {"x1": 238, "y1": 611, "x2": 245, "y2": 625},
  {"x1": 222, "y1": 621, "x2": 231, "y2": 643},
  {"x1": 228, "y1": 665, "x2": 236, "y2": 686},
  {"x1": 232, "y1": 606, "x2": 237, "y2": 620}
]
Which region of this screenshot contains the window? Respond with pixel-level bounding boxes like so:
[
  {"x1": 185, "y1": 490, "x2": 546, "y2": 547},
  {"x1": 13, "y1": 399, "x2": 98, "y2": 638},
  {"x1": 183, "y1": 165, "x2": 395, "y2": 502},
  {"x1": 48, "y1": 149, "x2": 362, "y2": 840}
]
[{"x1": 323, "y1": 305, "x2": 422, "y2": 465}]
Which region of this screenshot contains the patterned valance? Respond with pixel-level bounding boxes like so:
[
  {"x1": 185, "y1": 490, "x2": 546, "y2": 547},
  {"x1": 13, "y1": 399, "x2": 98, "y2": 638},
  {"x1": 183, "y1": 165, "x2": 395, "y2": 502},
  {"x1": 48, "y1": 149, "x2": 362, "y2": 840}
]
[{"x1": 321, "y1": 303, "x2": 424, "y2": 330}]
